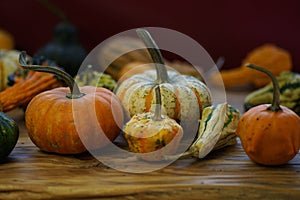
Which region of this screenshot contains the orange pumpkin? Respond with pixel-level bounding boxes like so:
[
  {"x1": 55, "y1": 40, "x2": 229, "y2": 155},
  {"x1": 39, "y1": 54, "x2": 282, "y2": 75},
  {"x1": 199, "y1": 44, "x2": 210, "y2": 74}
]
[
  {"x1": 19, "y1": 52, "x2": 124, "y2": 154},
  {"x1": 236, "y1": 63, "x2": 300, "y2": 166}
]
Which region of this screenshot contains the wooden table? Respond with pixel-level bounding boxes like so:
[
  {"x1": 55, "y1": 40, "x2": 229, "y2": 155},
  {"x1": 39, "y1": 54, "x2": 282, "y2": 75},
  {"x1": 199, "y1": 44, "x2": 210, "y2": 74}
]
[{"x1": 0, "y1": 90, "x2": 299, "y2": 200}]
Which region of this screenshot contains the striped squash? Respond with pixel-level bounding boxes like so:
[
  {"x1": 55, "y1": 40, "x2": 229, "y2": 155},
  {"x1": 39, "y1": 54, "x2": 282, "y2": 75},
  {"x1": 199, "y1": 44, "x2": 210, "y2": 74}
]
[
  {"x1": 116, "y1": 69, "x2": 211, "y2": 121},
  {"x1": 213, "y1": 104, "x2": 240, "y2": 150},
  {"x1": 180, "y1": 103, "x2": 240, "y2": 159},
  {"x1": 115, "y1": 29, "x2": 212, "y2": 126}
]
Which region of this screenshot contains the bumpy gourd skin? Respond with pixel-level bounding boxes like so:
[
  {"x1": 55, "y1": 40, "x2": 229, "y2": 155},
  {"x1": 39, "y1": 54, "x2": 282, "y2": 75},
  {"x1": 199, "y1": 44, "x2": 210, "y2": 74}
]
[
  {"x1": 75, "y1": 66, "x2": 117, "y2": 91},
  {"x1": 123, "y1": 112, "x2": 183, "y2": 161},
  {"x1": 236, "y1": 104, "x2": 300, "y2": 166}
]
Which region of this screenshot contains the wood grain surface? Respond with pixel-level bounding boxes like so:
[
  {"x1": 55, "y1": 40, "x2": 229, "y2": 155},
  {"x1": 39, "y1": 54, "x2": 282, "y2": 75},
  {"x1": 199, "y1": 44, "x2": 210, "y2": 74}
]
[{"x1": 0, "y1": 90, "x2": 299, "y2": 200}]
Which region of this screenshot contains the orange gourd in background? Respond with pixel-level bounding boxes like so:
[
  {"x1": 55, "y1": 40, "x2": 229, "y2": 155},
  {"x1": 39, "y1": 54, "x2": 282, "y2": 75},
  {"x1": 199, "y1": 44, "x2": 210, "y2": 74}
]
[
  {"x1": 236, "y1": 63, "x2": 300, "y2": 166},
  {"x1": 0, "y1": 29, "x2": 14, "y2": 50},
  {"x1": 212, "y1": 44, "x2": 292, "y2": 88}
]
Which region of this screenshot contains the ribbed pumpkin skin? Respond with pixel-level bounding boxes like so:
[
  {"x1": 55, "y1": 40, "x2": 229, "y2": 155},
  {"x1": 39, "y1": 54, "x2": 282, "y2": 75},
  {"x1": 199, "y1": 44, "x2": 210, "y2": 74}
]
[
  {"x1": 25, "y1": 86, "x2": 124, "y2": 154},
  {"x1": 0, "y1": 112, "x2": 19, "y2": 160},
  {"x1": 116, "y1": 70, "x2": 212, "y2": 122}
]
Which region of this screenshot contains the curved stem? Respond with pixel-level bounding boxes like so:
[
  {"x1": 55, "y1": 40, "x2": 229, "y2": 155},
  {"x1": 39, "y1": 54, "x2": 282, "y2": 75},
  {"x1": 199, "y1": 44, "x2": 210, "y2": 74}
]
[
  {"x1": 19, "y1": 51, "x2": 84, "y2": 99},
  {"x1": 246, "y1": 63, "x2": 281, "y2": 112},
  {"x1": 153, "y1": 85, "x2": 163, "y2": 121},
  {"x1": 136, "y1": 28, "x2": 169, "y2": 84}
]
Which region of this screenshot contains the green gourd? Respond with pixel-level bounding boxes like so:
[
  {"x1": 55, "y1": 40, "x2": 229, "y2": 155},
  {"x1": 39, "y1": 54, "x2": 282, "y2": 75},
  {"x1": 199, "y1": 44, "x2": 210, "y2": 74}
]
[
  {"x1": 244, "y1": 71, "x2": 300, "y2": 115},
  {"x1": 0, "y1": 111, "x2": 19, "y2": 161},
  {"x1": 75, "y1": 65, "x2": 117, "y2": 91}
]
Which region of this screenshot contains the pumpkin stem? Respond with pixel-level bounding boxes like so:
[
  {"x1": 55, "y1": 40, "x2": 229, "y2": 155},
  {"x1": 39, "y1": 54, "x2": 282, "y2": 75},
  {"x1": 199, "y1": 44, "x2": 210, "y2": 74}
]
[
  {"x1": 136, "y1": 28, "x2": 169, "y2": 84},
  {"x1": 153, "y1": 85, "x2": 163, "y2": 121},
  {"x1": 18, "y1": 51, "x2": 85, "y2": 99},
  {"x1": 246, "y1": 63, "x2": 281, "y2": 112}
]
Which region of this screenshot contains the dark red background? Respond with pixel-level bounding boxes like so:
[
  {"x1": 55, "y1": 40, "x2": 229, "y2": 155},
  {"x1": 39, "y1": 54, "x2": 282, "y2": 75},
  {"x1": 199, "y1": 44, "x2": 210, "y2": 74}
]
[{"x1": 1, "y1": 0, "x2": 300, "y2": 72}]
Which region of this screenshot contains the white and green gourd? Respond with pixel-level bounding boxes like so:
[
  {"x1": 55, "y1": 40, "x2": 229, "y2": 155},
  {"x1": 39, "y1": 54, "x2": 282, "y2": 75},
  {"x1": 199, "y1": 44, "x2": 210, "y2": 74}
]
[
  {"x1": 115, "y1": 29, "x2": 212, "y2": 131},
  {"x1": 176, "y1": 103, "x2": 240, "y2": 159}
]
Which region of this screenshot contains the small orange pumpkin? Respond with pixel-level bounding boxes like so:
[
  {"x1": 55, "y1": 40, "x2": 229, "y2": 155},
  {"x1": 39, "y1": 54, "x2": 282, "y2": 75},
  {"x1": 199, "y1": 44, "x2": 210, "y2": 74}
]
[
  {"x1": 236, "y1": 63, "x2": 300, "y2": 166},
  {"x1": 19, "y1": 52, "x2": 124, "y2": 154}
]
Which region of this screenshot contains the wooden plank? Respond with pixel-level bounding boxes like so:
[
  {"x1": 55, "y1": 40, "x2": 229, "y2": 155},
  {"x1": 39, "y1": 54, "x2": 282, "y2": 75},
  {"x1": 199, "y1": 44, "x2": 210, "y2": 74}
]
[{"x1": 1, "y1": 95, "x2": 300, "y2": 200}]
